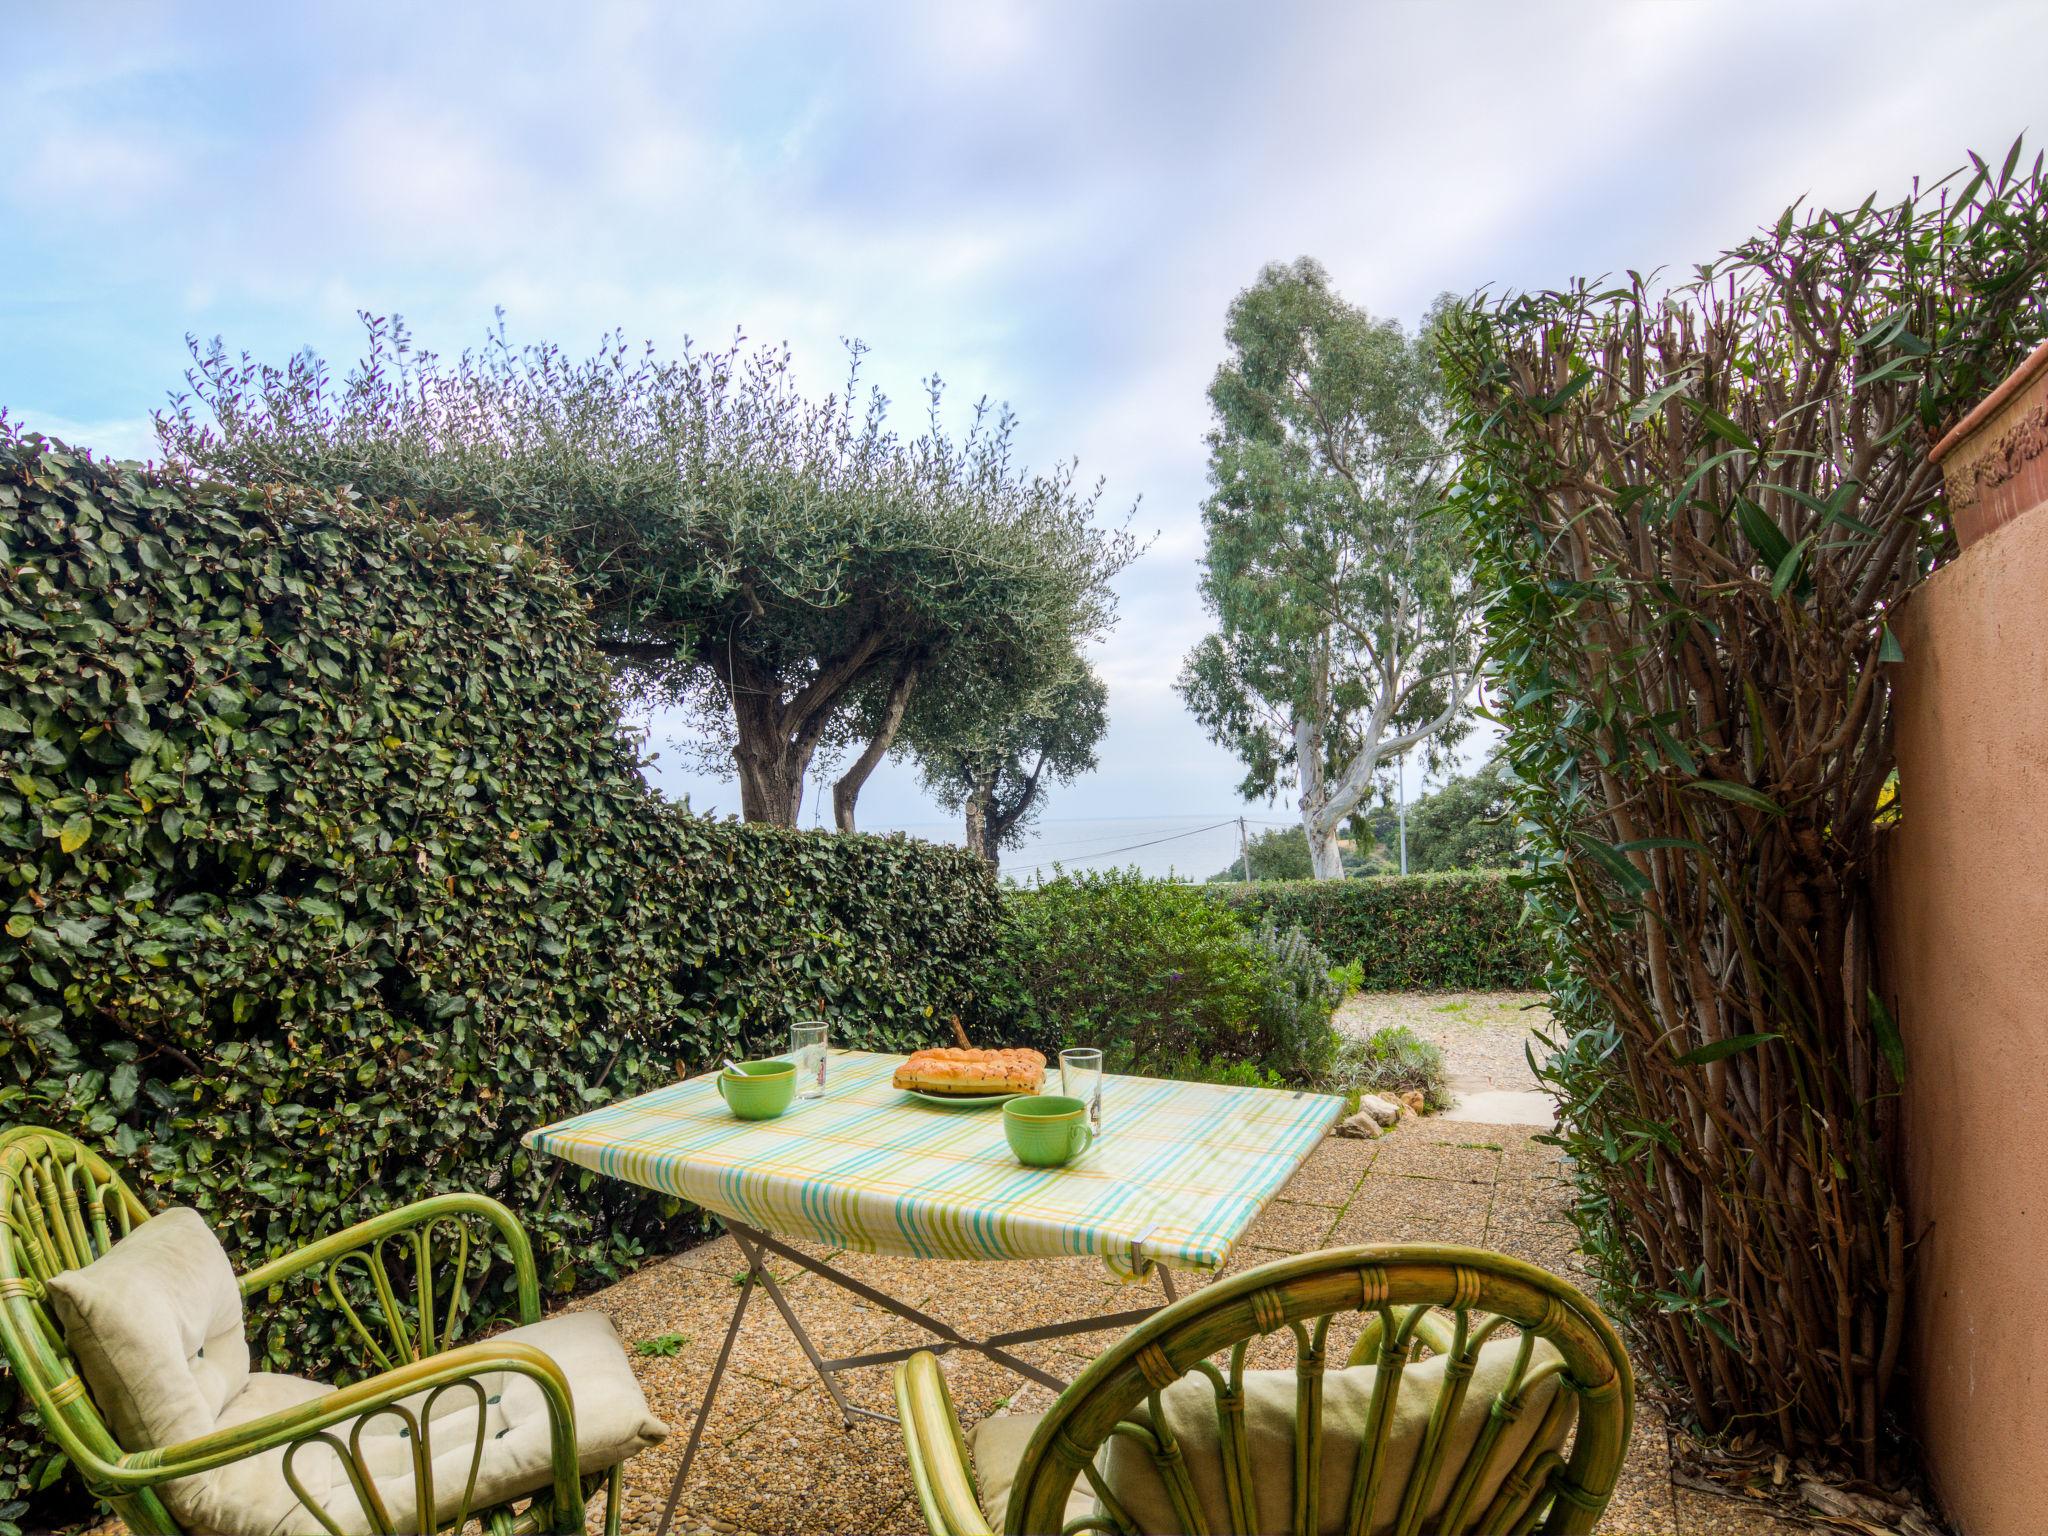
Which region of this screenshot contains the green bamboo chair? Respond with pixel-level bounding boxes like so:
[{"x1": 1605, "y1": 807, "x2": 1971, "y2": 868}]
[
  {"x1": 896, "y1": 1244, "x2": 1633, "y2": 1536},
  {"x1": 0, "y1": 1126, "x2": 634, "y2": 1536}
]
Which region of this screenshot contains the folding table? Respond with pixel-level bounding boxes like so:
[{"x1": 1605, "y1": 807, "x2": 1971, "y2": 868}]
[{"x1": 525, "y1": 1049, "x2": 1343, "y2": 1535}]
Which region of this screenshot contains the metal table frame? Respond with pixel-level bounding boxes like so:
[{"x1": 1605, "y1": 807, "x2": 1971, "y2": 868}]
[{"x1": 653, "y1": 1220, "x2": 1182, "y2": 1536}]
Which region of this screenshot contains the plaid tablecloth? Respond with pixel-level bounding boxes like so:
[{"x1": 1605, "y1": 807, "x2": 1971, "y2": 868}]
[{"x1": 525, "y1": 1050, "x2": 1342, "y2": 1279}]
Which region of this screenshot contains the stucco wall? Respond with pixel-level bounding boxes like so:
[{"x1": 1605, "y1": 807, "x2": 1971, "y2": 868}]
[{"x1": 1879, "y1": 502, "x2": 2048, "y2": 1536}]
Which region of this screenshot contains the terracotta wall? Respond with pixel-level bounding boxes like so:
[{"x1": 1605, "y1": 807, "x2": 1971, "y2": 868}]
[{"x1": 1879, "y1": 501, "x2": 2048, "y2": 1536}]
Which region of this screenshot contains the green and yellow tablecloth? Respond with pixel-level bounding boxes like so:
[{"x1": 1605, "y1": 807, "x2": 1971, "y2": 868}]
[{"x1": 526, "y1": 1050, "x2": 1342, "y2": 1279}]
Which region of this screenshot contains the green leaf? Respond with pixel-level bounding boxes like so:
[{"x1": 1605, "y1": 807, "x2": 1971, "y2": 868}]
[
  {"x1": 1734, "y1": 497, "x2": 1792, "y2": 573},
  {"x1": 58, "y1": 814, "x2": 92, "y2": 854},
  {"x1": 1533, "y1": 369, "x2": 1595, "y2": 415},
  {"x1": 1685, "y1": 780, "x2": 1784, "y2": 815},
  {"x1": 1868, "y1": 989, "x2": 1906, "y2": 1083},
  {"x1": 1627, "y1": 378, "x2": 1690, "y2": 426},
  {"x1": 1879, "y1": 624, "x2": 1904, "y2": 663},
  {"x1": 0, "y1": 706, "x2": 28, "y2": 733},
  {"x1": 1649, "y1": 726, "x2": 1699, "y2": 777},
  {"x1": 1667, "y1": 447, "x2": 1752, "y2": 517},
  {"x1": 1770, "y1": 535, "x2": 1813, "y2": 600},
  {"x1": 1682, "y1": 397, "x2": 1756, "y2": 452},
  {"x1": 1569, "y1": 832, "x2": 1652, "y2": 894},
  {"x1": 1674, "y1": 1032, "x2": 1779, "y2": 1067}
]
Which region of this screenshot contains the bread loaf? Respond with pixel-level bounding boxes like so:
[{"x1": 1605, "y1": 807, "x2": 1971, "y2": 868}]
[{"x1": 892, "y1": 1047, "x2": 1046, "y2": 1096}]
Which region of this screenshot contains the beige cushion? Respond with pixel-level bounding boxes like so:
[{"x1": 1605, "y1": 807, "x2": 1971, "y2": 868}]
[
  {"x1": 49, "y1": 1212, "x2": 667, "y2": 1536},
  {"x1": 967, "y1": 1410, "x2": 1101, "y2": 1532},
  {"x1": 45, "y1": 1208, "x2": 251, "y2": 1453},
  {"x1": 1102, "y1": 1337, "x2": 1576, "y2": 1535},
  {"x1": 179, "y1": 1311, "x2": 669, "y2": 1536}
]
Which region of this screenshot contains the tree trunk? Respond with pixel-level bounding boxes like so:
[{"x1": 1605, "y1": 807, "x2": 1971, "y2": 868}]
[
  {"x1": 1305, "y1": 816, "x2": 1346, "y2": 879},
  {"x1": 732, "y1": 696, "x2": 803, "y2": 826},
  {"x1": 833, "y1": 655, "x2": 922, "y2": 833},
  {"x1": 722, "y1": 635, "x2": 888, "y2": 826},
  {"x1": 963, "y1": 782, "x2": 1000, "y2": 866},
  {"x1": 1295, "y1": 704, "x2": 1348, "y2": 880}
]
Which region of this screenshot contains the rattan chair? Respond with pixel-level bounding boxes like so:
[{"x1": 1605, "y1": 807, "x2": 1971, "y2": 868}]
[
  {"x1": 0, "y1": 1125, "x2": 653, "y2": 1536},
  {"x1": 896, "y1": 1243, "x2": 1633, "y2": 1536}
]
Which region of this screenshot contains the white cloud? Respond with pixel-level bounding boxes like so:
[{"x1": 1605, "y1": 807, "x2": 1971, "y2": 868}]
[{"x1": 2, "y1": 0, "x2": 2042, "y2": 834}]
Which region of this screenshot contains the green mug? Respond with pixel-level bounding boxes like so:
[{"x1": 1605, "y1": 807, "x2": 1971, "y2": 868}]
[
  {"x1": 717, "y1": 1060, "x2": 796, "y2": 1120},
  {"x1": 1004, "y1": 1095, "x2": 1093, "y2": 1168}
]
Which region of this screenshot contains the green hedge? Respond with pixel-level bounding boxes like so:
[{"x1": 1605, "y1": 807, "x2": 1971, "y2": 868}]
[
  {"x1": 0, "y1": 432, "x2": 999, "y2": 1529},
  {"x1": 1213, "y1": 872, "x2": 1540, "y2": 990},
  {"x1": 984, "y1": 868, "x2": 1338, "y2": 1084}
]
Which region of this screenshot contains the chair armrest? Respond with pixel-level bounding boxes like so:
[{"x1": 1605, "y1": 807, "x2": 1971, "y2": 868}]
[
  {"x1": 896, "y1": 1351, "x2": 996, "y2": 1536},
  {"x1": 239, "y1": 1191, "x2": 541, "y2": 1325},
  {"x1": 103, "y1": 1338, "x2": 579, "y2": 1509}
]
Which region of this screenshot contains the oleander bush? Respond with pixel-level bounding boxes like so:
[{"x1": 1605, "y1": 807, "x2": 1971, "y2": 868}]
[
  {"x1": 1438, "y1": 147, "x2": 2047, "y2": 1470},
  {"x1": 1216, "y1": 872, "x2": 1540, "y2": 990},
  {"x1": 987, "y1": 868, "x2": 1339, "y2": 1082},
  {"x1": 0, "y1": 429, "x2": 1000, "y2": 1529}
]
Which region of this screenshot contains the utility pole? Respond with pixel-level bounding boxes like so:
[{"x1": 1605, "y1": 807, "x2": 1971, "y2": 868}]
[
  {"x1": 1238, "y1": 816, "x2": 1251, "y2": 882},
  {"x1": 1397, "y1": 754, "x2": 1409, "y2": 876}
]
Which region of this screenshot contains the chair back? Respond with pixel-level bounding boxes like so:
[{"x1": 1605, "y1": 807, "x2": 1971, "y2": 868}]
[
  {"x1": 0, "y1": 1127, "x2": 172, "y2": 1522},
  {"x1": 1008, "y1": 1243, "x2": 1633, "y2": 1536}
]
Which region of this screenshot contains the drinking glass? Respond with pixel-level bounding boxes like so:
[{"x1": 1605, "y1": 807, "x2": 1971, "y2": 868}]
[
  {"x1": 1060, "y1": 1047, "x2": 1104, "y2": 1133},
  {"x1": 791, "y1": 1020, "x2": 828, "y2": 1099}
]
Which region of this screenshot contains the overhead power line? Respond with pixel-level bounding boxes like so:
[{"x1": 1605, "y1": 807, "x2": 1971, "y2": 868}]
[{"x1": 1010, "y1": 817, "x2": 1242, "y2": 867}]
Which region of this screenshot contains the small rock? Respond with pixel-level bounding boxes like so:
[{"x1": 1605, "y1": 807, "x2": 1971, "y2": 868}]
[
  {"x1": 1334, "y1": 1111, "x2": 1382, "y2": 1140},
  {"x1": 1357, "y1": 1094, "x2": 1401, "y2": 1127},
  {"x1": 1397, "y1": 1090, "x2": 1426, "y2": 1115}
]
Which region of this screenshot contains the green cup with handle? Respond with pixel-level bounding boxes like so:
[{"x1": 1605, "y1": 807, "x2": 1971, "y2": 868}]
[
  {"x1": 1004, "y1": 1094, "x2": 1093, "y2": 1167},
  {"x1": 717, "y1": 1059, "x2": 796, "y2": 1120}
]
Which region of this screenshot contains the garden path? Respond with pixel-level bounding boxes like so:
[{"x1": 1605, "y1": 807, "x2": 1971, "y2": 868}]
[{"x1": 1337, "y1": 989, "x2": 1557, "y2": 1126}]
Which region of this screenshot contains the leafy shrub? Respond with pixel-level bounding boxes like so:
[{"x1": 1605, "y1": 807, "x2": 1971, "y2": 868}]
[
  {"x1": 1245, "y1": 921, "x2": 1341, "y2": 1082},
  {"x1": 0, "y1": 432, "x2": 999, "y2": 1528},
  {"x1": 1215, "y1": 872, "x2": 1540, "y2": 990},
  {"x1": 1326, "y1": 958, "x2": 1365, "y2": 996},
  {"x1": 1438, "y1": 148, "x2": 2047, "y2": 1467},
  {"x1": 987, "y1": 869, "x2": 1336, "y2": 1083},
  {"x1": 1203, "y1": 825, "x2": 1311, "y2": 882},
  {"x1": 1330, "y1": 1026, "x2": 1451, "y2": 1112}
]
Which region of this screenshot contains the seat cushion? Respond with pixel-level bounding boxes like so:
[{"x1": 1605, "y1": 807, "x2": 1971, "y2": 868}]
[
  {"x1": 44, "y1": 1207, "x2": 251, "y2": 1454},
  {"x1": 173, "y1": 1310, "x2": 669, "y2": 1536},
  {"x1": 1100, "y1": 1337, "x2": 1576, "y2": 1535},
  {"x1": 967, "y1": 1411, "x2": 1101, "y2": 1532}
]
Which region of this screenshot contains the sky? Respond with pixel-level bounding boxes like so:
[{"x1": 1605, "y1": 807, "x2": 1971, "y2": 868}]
[{"x1": 5, "y1": 0, "x2": 2044, "y2": 864}]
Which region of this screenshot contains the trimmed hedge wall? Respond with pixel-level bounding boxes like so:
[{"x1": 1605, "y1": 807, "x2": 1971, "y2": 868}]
[
  {"x1": 1214, "y1": 871, "x2": 1540, "y2": 990},
  {"x1": 0, "y1": 433, "x2": 999, "y2": 1528}
]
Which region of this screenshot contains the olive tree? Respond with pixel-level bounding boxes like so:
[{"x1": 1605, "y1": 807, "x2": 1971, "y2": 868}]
[
  {"x1": 906, "y1": 655, "x2": 1108, "y2": 867},
  {"x1": 1179, "y1": 261, "x2": 1479, "y2": 878},
  {"x1": 160, "y1": 319, "x2": 1135, "y2": 825}
]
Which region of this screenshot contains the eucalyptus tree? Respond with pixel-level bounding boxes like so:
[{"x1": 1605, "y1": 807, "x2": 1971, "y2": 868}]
[
  {"x1": 1178, "y1": 260, "x2": 1479, "y2": 878},
  {"x1": 160, "y1": 319, "x2": 1135, "y2": 825},
  {"x1": 907, "y1": 655, "x2": 1108, "y2": 867}
]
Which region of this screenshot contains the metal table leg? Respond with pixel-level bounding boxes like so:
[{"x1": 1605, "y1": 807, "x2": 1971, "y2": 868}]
[
  {"x1": 653, "y1": 1259, "x2": 759, "y2": 1536},
  {"x1": 652, "y1": 1223, "x2": 1188, "y2": 1536}
]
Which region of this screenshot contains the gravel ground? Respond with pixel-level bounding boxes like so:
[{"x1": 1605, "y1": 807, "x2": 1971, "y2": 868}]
[
  {"x1": 561, "y1": 1113, "x2": 1800, "y2": 1536},
  {"x1": 81, "y1": 996, "x2": 1804, "y2": 1536}
]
